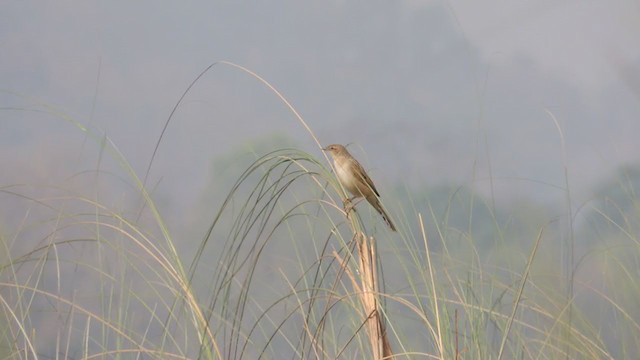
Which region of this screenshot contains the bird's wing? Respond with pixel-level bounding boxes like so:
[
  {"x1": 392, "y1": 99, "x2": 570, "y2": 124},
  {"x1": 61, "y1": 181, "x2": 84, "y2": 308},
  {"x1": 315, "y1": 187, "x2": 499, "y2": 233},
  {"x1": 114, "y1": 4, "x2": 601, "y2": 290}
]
[{"x1": 352, "y1": 159, "x2": 380, "y2": 197}]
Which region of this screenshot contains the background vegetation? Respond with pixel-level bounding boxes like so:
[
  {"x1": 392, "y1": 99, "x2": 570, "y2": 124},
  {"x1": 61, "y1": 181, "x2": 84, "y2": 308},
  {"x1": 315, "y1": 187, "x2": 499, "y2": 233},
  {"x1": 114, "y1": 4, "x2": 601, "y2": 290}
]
[{"x1": 1, "y1": 84, "x2": 639, "y2": 359}]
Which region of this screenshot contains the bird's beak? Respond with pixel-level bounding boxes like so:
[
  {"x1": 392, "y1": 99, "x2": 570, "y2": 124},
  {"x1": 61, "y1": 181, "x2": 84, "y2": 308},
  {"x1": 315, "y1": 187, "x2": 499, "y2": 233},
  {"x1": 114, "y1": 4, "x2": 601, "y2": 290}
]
[{"x1": 321, "y1": 147, "x2": 328, "y2": 151}]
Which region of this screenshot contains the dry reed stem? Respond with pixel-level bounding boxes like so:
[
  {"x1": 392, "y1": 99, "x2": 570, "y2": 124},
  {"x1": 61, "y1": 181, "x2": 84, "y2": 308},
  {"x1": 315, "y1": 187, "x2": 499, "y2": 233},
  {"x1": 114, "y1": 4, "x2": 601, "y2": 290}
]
[{"x1": 334, "y1": 232, "x2": 392, "y2": 359}]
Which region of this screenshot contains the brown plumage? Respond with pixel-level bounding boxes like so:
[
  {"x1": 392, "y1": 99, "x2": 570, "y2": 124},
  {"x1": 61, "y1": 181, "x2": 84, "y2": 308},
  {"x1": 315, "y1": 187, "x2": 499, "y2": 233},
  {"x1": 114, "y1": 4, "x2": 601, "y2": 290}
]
[{"x1": 323, "y1": 144, "x2": 396, "y2": 231}]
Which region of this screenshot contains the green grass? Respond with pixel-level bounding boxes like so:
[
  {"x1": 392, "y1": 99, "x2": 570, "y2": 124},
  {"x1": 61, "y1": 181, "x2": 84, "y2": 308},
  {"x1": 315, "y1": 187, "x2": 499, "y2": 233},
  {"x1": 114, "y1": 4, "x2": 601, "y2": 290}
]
[{"x1": 2, "y1": 65, "x2": 639, "y2": 359}]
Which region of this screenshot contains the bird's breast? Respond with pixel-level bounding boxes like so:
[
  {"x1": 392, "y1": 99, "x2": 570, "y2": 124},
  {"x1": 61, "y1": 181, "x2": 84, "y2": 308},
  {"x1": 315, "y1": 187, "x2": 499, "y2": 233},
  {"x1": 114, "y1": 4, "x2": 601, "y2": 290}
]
[{"x1": 335, "y1": 160, "x2": 359, "y2": 195}]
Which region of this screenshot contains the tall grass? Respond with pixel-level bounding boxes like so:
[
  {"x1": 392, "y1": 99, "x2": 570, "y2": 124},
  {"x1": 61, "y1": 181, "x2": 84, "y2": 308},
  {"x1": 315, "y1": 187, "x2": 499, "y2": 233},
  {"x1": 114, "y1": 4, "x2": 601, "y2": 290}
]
[{"x1": 1, "y1": 64, "x2": 639, "y2": 359}]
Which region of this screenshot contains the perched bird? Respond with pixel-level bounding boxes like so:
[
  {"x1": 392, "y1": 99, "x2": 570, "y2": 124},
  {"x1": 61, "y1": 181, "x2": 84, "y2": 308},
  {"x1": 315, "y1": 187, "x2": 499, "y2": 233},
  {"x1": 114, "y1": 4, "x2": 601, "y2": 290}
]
[{"x1": 323, "y1": 144, "x2": 396, "y2": 231}]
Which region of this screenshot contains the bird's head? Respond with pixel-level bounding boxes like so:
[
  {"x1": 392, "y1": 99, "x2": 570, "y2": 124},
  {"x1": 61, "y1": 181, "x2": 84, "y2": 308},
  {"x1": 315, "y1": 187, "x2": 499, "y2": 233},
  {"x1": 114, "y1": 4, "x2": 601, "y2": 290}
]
[{"x1": 322, "y1": 144, "x2": 348, "y2": 157}]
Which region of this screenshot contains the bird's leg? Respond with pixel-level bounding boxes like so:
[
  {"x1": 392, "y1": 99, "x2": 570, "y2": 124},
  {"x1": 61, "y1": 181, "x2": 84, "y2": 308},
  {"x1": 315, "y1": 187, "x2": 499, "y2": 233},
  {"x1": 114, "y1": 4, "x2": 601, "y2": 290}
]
[
  {"x1": 343, "y1": 196, "x2": 363, "y2": 214},
  {"x1": 343, "y1": 197, "x2": 355, "y2": 214}
]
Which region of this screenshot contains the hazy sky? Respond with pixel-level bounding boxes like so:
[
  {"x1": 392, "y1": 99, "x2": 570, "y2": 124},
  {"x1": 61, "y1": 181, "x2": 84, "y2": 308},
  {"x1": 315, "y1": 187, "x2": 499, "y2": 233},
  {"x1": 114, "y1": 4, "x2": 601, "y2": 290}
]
[{"x1": 2, "y1": 1, "x2": 640, "y2": 217}]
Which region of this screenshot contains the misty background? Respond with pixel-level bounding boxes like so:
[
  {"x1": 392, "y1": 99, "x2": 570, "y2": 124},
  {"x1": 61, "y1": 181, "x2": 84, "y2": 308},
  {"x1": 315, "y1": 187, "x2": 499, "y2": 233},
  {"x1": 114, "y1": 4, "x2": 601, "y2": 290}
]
[
  {"x1": 2, "y1": 1, "x2": 640, "y2": 357},
  {"x1": 3, "y1": 1, "x2": 639, "y2": 215}
]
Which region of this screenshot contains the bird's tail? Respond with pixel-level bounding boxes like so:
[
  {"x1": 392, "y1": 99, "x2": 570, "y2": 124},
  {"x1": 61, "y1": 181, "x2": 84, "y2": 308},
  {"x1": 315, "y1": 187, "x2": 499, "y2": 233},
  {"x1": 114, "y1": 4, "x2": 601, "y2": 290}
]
[{"x1": 368, "y1": 196, "x2": 397, "y2": 232}]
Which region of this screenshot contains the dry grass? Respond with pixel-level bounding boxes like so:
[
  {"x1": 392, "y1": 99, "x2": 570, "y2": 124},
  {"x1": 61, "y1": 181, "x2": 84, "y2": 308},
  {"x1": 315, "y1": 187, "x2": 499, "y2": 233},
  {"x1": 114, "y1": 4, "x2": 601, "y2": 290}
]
[{"x1": 1, "y1": 62, "x2": 639, "y2": 359}]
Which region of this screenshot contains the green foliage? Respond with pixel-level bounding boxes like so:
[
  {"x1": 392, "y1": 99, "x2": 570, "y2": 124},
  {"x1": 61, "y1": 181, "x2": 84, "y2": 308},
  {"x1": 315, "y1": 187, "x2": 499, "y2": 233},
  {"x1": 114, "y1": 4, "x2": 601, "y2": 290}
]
[
  {"x1": 2, "y1": 81, "x2": 639, "y2": 358},
  {"x1": 582, "y1": 164, "x2": 640, "y2": 244},
  {"x1": 3, "y1": 128, "x2": 640, "y2": 358}
]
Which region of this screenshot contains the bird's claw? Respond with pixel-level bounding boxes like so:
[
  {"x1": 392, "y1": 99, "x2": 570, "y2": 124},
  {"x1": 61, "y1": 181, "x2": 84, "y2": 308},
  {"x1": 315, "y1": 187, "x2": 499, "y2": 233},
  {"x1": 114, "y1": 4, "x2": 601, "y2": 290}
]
[{"x1": 343, "y1": 198, "x2": 355, "y2": 215}]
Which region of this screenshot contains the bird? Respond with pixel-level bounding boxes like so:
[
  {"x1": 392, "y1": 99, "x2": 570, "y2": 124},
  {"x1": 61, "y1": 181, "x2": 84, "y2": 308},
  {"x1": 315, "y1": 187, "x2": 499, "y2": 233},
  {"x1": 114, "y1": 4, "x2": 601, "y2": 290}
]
[{"x1": 322, "y1": 144, "x2": 396, "y2": 231}]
